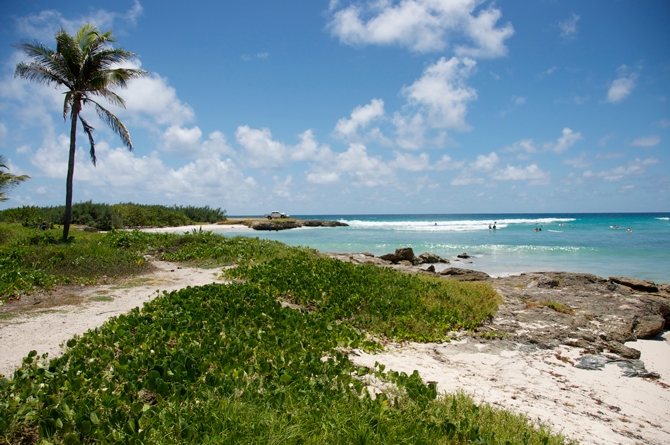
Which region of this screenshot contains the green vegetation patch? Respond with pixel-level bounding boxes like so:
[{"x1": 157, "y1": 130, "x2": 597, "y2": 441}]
[
  {"x1": 88, "y1": 295, "x2": 114, "y2": 302},
  {"x1": 0, "y1": 224, "x2": 148, "y2": 301},
  {"x1": 226, "y1": 251, "x2": 502, "y2": 342},
  {"x1": 0, "y1": 283, "x2": 568, "y2": 444},
  {"x1": 0, "y1": 202, "x2": 227, "y2": 231}
]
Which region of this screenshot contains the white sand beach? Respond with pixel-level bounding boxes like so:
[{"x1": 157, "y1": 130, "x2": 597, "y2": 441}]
[
  {"x1": 1, "y1": 260, "x2": 668, "y2": 444},
  {"x1": 138, "y1": 223, "x2": 252, "y2": 233}
]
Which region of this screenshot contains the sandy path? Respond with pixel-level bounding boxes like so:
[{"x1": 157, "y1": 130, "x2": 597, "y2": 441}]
[
  {"x1": 350, "y1": 335, "x2": 670, "y2": 445},
  {"x1": 0, "y1": 260, "x2": 228, "y2": 378}
]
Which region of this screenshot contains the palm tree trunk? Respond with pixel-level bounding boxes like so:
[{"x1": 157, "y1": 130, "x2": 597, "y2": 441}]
[{"x1": 63, "y1": 102, "x2": 79, "y2": 241}]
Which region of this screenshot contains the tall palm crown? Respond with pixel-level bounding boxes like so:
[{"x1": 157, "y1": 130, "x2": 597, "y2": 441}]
[
  {"x1": 0, "y1": 155, "x2": 30, "y2": 202},
  {"x1": 14, "y1": 24, "x2": 148, "y2": 239}
]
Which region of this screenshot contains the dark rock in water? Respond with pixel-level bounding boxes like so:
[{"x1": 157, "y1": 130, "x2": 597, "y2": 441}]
[
  {"x1": 457, "y1": 252, "x2": 471, "y2": 259},
  {"x1": 417, "y1": 252, "x2": 449, "y2": 264},
  {"x1": 300, "y1": 220, "x2": 349, "y2": 228},
  {"x1": 250, "y1": 219, "x2": 348, "y2": 231},
  {"x1": 633, "y1": 315, "x2": 666, "y2": 338},
  {"x1": 609, "y1": 276, "x2": 659, "y2": 293},
  {"x1": 379, "y1": 247, "x2": 417, "y2": 265},
  {"x1": 426, "y1": 265, "x2": 436, "y2": 273},
  {"x1": 250, "y1": 221, "x2": 299, "y2": 231},
  {"x1": 439, "y1": 267, "x2": 490, "y2": 281}
]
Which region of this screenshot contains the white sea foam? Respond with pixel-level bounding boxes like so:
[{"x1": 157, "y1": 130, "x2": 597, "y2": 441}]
[
  {"x1": 656, "y1": 217, "x2": 670, "y2": 220},
  {"x1": 340, "y1": 217, "x2": 575, "y2": 232}
]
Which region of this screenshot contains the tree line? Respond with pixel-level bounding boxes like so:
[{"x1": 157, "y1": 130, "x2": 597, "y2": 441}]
[{"x1": 0, "y1": 202, "x2": 226, "y2": 231}]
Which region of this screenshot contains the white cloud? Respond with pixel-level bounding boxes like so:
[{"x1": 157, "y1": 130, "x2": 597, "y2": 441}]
[
  {"x1": 14, "y1": 0, "x2": 142, "y2": 41},
  {"x1": 607, "y1": 65, "x2": 637, "y2": 103},
  {"x1": 236, "y1": 125, "x2": 288, "y2": 169},
  {"x1": 241, "y1": 52, "x2": 269, "y2": 61},
  {"x1": 392, "y1": 113, "x2": 427, "y2": 150},
  {"x1": 401, "y1": 56, "x2": 477, "y2": 131},
  {"x1": 630, "y1": 135, "x2": 660, "y2": 147},
  {"x1": 558, "y1": 13, "x2": 580, "y2": 39},
  {"x1": 589, "y1": 158, "x2": 659, "y2": 182},
  {"x1": 0, "y1": 122, "x2": 6, "y2": 146},
  {"x1": 491, "y1": 164, "x2": 550, "y2": 185},
  {"x1": 116, "y1": 69, "x2": 196, "y2": 127},
  {"x1": 659, "y1": 119, "x2": 670, "y2": 128},
  {"x1": 307, "y1": 143, "x2": 394, "y2": 187},
  {"x1": 433, "y1": 154, "x2": 464, "y2": 171},
  {"x1": 29, "y1": 133, "x2": 258, "y2": 205},
  {"x1": 502, "y1": 139, "x2": 536, "y2": 154},
  {"x1": 291, "y1": 129, "x2": 333, "y2": 162},
  {"x1": 272, "y1": 175, "x2": 292, "y2": 198},
  {"x1": 235, "y1": 126, "x2": 332, "y2": 169},
  {"x1": 335, "y1": 143, "x2": 394, "y2": 187},
  {"x1": 159, "y1": 126, "x2": 235, "y2": 157},
  {"x1": 595, "y1": 152, "x2": 624, "y2": 160},
  {"x1": 389, "y1": 152, "x2": 430, "y2": 171},
  {"x1": 471, "y1": 152, "x2": 499, "y2": 172},
  {"x1": 543, "y1": 128, "x2": 583, "y2": 153},
  {"x1": 334, "y1": 98, "x2": 385, "y2": 141},
  {"x1": 328, "y1": 0, "x2": 513, "y2": 57},
  {"x1": 563, "y1": 152, "x2": 590, "y2": 169}
]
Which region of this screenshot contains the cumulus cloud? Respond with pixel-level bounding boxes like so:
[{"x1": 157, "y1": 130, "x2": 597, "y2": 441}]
[
  {"x1": 29, "y1": 132, "x2": 258, "y2": 205},
  {"x1": 491, "y1": 164, "x2": 550, "y2": 185},
  {"x1": 502, "y1": 139, "x2": 536, "y2": 154},
  {"x1": 543, "y1": 128, "x2": 583, "y2": 153},
  {"x1": 113, "y1": 67, "x2": 195, "y2": 128},
  {"x1": 328, "y1": 0, "x2": 513, "y2": 57},
  {"x1": 558, "y1": 13, "x2": 580, "y2": 39},
  {"x1": 334, "y1": 98, "x2": 385, "y2": 142},
  {"x1": 583, "y1": 158, "x2": 659, "y2": 182},
  {"x1": 159, "y1": 126, "x2": 234, "y2": 158},
  {"x1": 14, "y1": 0, "x2": 142, "y2": 41},
  {"x1": 630, "y1": 135, "x2": 660, "y2": 147},
  {"x1": 471, "y1": 152, "x2": 499, "y2": 172},
  {"x1": 389, "y1": 152, "x2": 431, "y2": 171},
  {"x1": 401, "y1": 56, "x2": 478, "y2": 132},
  {"x1": 236, "y1": 126, "x2": 332, "y2": 169},
  {"x1": 306, "y1": 143, "x2": 394, "y2": 187},
  {"x1": 607, "y1": 65, "x2": 637, "y2": 103}
]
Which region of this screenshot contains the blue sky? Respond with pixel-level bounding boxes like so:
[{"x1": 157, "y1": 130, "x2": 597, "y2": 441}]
[{"x1": 0, "y1": 0, "x2": 668, "y2": 215}]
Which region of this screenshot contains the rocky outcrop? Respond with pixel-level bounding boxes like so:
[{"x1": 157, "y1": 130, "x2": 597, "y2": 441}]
[
  {"x1": 300, "y1": 220, "x2": 349, "y2": 228},
  {"x1": 378, "y1": 248, "x2": 449, "y2": 266},
  {"x1": 439, "y1": 267, "x2": 490, "y2": 281},
  {"x1": 250, "y1": 221, "x2": 300, "y2": 231},
  {"x1": 326, "y1": 251, "x2": 670, "y2": 361},
  {"x1": 250, "y1": 219, "x2": 348, "y2": 231},
  {"x1": 609, "y1": 276, "x2": 659, "y2": 293},
  {"x1": 379, "y1": 247, "x2": 417, "y2": 264},
  {"x1": 417, "y1": 252, "x2": 450, "y2": 264},
  {"x1": 456, "y1": 252, "x2": 471, "y2": 259}
]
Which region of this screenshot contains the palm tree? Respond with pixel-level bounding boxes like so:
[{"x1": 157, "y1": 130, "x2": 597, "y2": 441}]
[
  {"x1": 14, "y1": 24, "x2": 148, "y2": 240},
  {"x1": 0, "y1": 155, "x2": 30, "y2": 201}
]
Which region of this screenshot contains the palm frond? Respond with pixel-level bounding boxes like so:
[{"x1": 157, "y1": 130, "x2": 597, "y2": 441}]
[
  {"x1": 78, "y1": 114, "x2": 97, "y2": 166},
  {"x1": 93, "y1": 102, "x2": 133, "y2": 151},
  {"x1": 90, "y1": 88, "x2": 126, "y2": 108},
  {"x1": 14, "y1": 62, "x2": 68, "y2": 88}
]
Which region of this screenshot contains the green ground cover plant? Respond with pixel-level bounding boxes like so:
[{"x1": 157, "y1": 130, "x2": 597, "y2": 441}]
[
  {"x1": 0, "y1": 225, "x2": 148, "y2": 301},
  {"x1": 0, "y1": 202, "x2": 227, "y2": 231},
  {"x1": 226, "y1": 251, "x2": 502, "y2": 342},
  {"x1": 0, "y1": 283, "x2": 569, "y2": 444}
]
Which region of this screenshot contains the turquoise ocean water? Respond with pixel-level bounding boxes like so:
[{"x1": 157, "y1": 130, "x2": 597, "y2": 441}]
[{"x1": 222, "y1": 213, "x2": 670, "y2": 283}]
